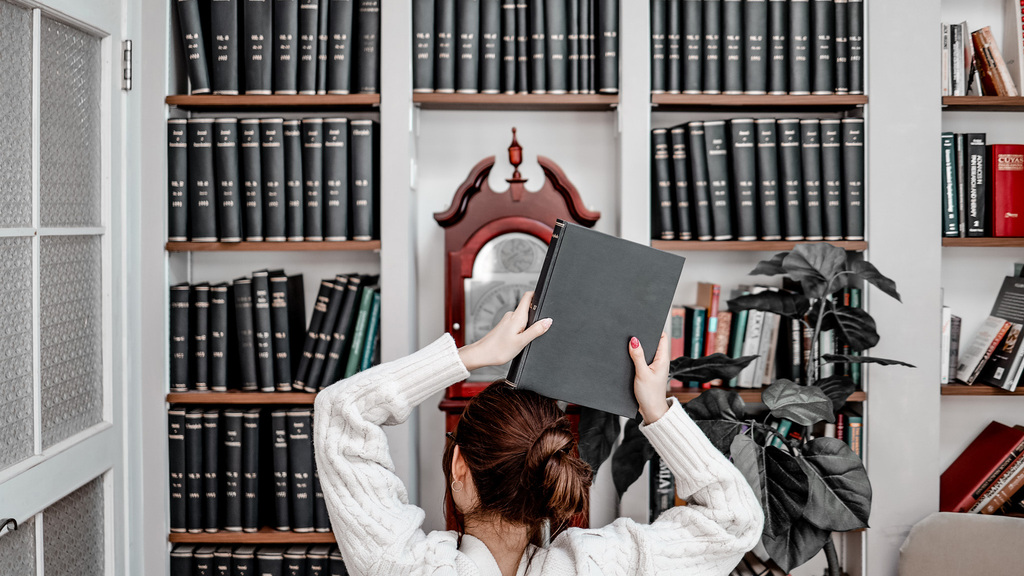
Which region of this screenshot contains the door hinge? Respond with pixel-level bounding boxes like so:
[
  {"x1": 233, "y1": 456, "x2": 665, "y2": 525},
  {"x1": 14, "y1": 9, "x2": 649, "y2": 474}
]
[{"x1": 122, "y1": 40, "x2": 133, "y2": 91}]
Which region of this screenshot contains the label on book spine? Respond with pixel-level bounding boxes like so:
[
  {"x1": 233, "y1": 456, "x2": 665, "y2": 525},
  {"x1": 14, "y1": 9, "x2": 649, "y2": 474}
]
[
  {"x1": 168, "y1": 408, "x2": 187, "y2": 532},
  {"x1": 192, "y1": 285, "x2": 210, "y2": 391}
]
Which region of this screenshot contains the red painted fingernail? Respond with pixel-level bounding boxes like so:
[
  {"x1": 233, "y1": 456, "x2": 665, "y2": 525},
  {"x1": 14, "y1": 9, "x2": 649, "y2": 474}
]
[{"x1": 630, "y1": 337, "x2": 639, "y2": 349}]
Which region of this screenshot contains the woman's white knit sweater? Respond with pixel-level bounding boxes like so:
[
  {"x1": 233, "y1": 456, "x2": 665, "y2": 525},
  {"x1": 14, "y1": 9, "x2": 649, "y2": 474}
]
[{"x1": 313, "y1": 334, "x2": 765, "y2": 576}]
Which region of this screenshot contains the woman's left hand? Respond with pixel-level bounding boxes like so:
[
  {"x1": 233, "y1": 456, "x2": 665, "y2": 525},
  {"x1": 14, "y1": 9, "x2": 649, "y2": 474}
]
[{"x1": 458, "y1": 291, "x2": 553, "y2": 372}]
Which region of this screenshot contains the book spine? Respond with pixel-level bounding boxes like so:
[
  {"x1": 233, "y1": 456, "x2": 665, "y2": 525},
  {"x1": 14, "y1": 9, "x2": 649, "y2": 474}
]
[
  {"x1": 687, "y1": 122, "x2": 714, "y2": 240},
  {"x1": 270, "y1": 274, "x2": 295, "y2": 391},
  {"x1": 194, "y1": 547, "x2": 215, "y2": 574},
  {"x1": 313, "y1": 466, "x2": 331, "y2": 530},
  {"x1": 651, "y1": 0, "x2": 667, "y2": 94},
  {"x1": 283, "y1": 121, "x2": 305, "y2": 241},
  {"x1": 168, "y1": 408, "x2": 187, "y2": 532},
  {"x1": 578, "y1": 0, "x2": 590, "y2": 93},
  {"x1": 350, "y1": 120, "x2": 377, "y2": 240},
  {"x1": 170, "y1": 284, "x2": 192, "y2": 392},
  {"x1": 847, "y1": 0, "x2": 862, "y2": 94},
  {"x1": 981, "y1": 458, "x2": 1024, "y2": 514},
  {"x1": 202, "y1": 410, "x2": 220, "y2": 532},
  {"x1": 955, "y1": 132, "x2": 966, "y2": 236},
  {"x1": 307, "y1": 277, "x2": 348, "y2": 389},
  {"x1": 507, "y1": 221, "x2": 566, "y2": 382},
  {"x1": 704, "y1": 121, "x2": 733, "y2": 240},
  {"x1": 273, "y1": 0, "x2": 300, "y2": 94},
  {"x1": 323, "y1": 118, "x2": 350, "y2": 241},
  {"x1": 744, "y1": 0, "x2": 768, "y2": 94},
  {"x1": 682, "y1": 0, "x2": 703, "y2": 94},
  {"x1": 501, "y1": 0, "x2": 517, "y2": 93},
  {"x1": 209, "y1": 284, "x2": 229, "y2": 391},
  {"x1": 185, "y1": 409, "x2": 204, "y2": 532},
  {"x1": 649, "y1": 455, "x2": 675, "y2": 522},
  {"x1": 991, "y1": 145, "x2": 1024, "y2": 236},
  {"x1": 596, "y1": 0, "x2": 618, "y2": 93},
  {"x1": 834, "y1": 0, "x2": 848, "y2": 93},
  {"x1": 360, "y1": 292, "x2": 381, "y2": 371},
  {"x1": 231, "y1": 278, "x2": 259, "y2": 390},
  {"x1": 665, "y1": 0, "x2": 681, "y2": 94},
  {"x1": 214, "y1": 119, "x2": 243, "y2": 242},
  {"x1": 810, "y1": 0, "x2": 834, "y2": 94},
  {"x1": 168, "y1": 120, "x2": 190, "y2": 241},
  {"x1": 949, "y1": 314, "x2": 962, "y2": 387},
  {"x1": 515, "y1": 1, "x2": 529, "y2": 93},
  {"x1": 703, "y1": 285, "x2": 721, "y2": 357},
  {"x1": 317, "y1": 0, "x2": 330, "y2": 93},
  {"x1": 251, "y1": 271, "x2": 276, "y2": 392},
  {"x1": 271, "y1": 410, "x2": 292, "y2": 530},
  {"x1": 354, "y1": 0, "x2": 380, "y2": 93},
  {"x1": 435, "y1": 0, "x2": 456, "y2": 92},
  {"x1": 301, "y1": 119, "x2": 324, "y2": 240},
  {"x1": 297, "y1": 0, "x2": 320, "y2": 94},
  {"x1": 221, "y1": 409, "x2": 243, "y2": 531},
  {"x1": 778, "y1": 119, "x2": 804, "y2": 240},
  {"x1": 529, "y1": 0, "x2": 547, "y2": 93},
  {"x1": 800, "y1": 119, "x2": 824, "y2": 240},
  {"x1": 755, "y1": 119, "x2": 782, "y2": 241},
  {"x1": 820, "y1": 120, "x2": 843, "y2": 240},
  {"x1": 455, "y1": 0, "x2": 481, "y2": 93},
  {"x1": 564, "y1": 0, "x2": 579, "y2": 94},
  {"x1": 789, "y1": 0, "x2": 812, "y2": 94},
  {"x1": 669, "y1": 307, "x2": 686, "y2": 389},
  {"x1": 344, "y1": 286, "x2": 377, "y2": 378},
  {"x1": 841, "y1": 118, "x2": 865, "y2": 240},
  {"x1": 328, "y1": 550, "x2": 346, "y2": 575},
  {"x1": 702, "y1": 0, "x2": 723, "y2": 94},
  {"x1": 214, "y1": 548, "x2": 233, "y2": 575},
  {"x1": 192, "y1": 285, "x2": 210, "y2": 391},
  {"x1": 729, "y1": 119, "x2": 758, "y2": 240},
  {"x1": 177, "y1": 0, "x2": 212, "y2": 93},
  {"x1": 768, "y1": 0, "x2": 788, "y2": 94},
  {"x1": 651, "y1": 129, "x2": 676, "y2": 240},
  {"x1": 287, "y1": 410, "x2": 316, "y2": 532},
  {"x1": 669, "y1": 126, "x2": 693, "y2": 240},
  {"x1": 294, "y1": 279, "x2": 334, "y2": 391},
  {"x1": 256, "y1": 549, "x2": 285, "y2": 576},
  {"x1": 480, "y1": 0, "x2": 501, "y2": 93},
  {"x1": 211, "y1": 0, "x2": 239, "y2": 94},
  {"x1": 243, "y1": 0, "x2": 273, "y2": 94},
  {"x1": 327, "y1": 0, "x2": 355, "y2": 94},
  {"x1": 239, "y1": 120, "x2": 264, "y2": 241},
  {"x1": 171, "y1": 546, "x2": 194, "y2": 575},
  {"x1": 241, "y1": 410, "x2": 260, "y2": 532},
  {"x1": 188, "y1": 119, "x2": 217, "y2": 242},
  {"x1": 728, "y1": 307, "x2": 749, "y2": 387},
  {"x1": 260, "y1": 119, "x2": 287, "y2": 241},
  {"x1": 687, "y1": 308, "x2": 706, "y2": 387},
  {"x1": 966, "y1": 133, "x2": 988, "y2": 236},
  {"x1": 413, "y1": 0, "x2": 435, "y2": 92},
  {"x1": 722, "y1": 0, "x2": 743, "y2": 94}
]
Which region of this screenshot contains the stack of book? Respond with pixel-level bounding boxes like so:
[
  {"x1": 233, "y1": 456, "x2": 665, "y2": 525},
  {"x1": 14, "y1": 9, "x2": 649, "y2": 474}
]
[
  {"x1": 952, "y1": 275, "x2": 1024, "y2": 392},
  {"x1": 412, "y1": 0, "x2": 620, "y2": 94},
  {"x1": 941, "y1": 420, "x2": 1024, "y2": 515},
  {"x1": 651, "y1": 118, "x2": 864, "y2": 242},
  {"x1": 167, "y1": 118, "x2": 379, "y2": 243},
  {"x1": 940, "y1": 132, "x2": 1024, "y2": 238},
  {"x1": 170, "y1": 272, "x2": 381, "y2": 393},
  {"x1": 171, "y1": 544, "x2": 347, "y2": 576},
  {"x1": 941, "y1": 20, "x2": 1023, "y2": 97},
  {"x1": 651, "y1": 0, "x2": 864, "y2": 96},
  {"x1": 174, "y1": 0, "x2": 380, "y2": 95}
]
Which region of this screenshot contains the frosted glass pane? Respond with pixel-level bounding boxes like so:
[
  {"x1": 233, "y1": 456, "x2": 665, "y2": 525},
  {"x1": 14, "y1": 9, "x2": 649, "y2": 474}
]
[
  {"x1": 39, "y1": 15, "x2": 101, "y2": 228},
  {"x1": 0, "y1": 516, "x2": 35, "y2": 575},
  {"x1": 44, "y1": 476, "x2": 104, "y2": 575},
  {"x1": 0, "y1": 237, "x2": 34, "y2": 470},
  {"x1": 0, "y1": 1, "x2": 32, "y2": 228},
  {"x1": 40, "y1": 236, "x2": 103, "y2": 448}
]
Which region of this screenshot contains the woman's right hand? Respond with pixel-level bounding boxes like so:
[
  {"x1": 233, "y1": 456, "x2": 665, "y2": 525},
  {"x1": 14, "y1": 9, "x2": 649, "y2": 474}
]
[
  {"x1": 458, "y1": 291, "x2": 553, "y2": 372},
  {"x1": 628, "y1": 332, "x2": 671, "y2": 424}
]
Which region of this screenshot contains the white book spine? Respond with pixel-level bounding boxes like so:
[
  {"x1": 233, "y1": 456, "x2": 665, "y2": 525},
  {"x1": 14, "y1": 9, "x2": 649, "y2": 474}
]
[
  {"x1": 942, "y1": 23, "x2": 950, "y2": 96},
  {"x1": 738, "y1": 303, "x2": 766, "y2": 390},
  {"x1": 956, "y1": 316, "x2": 1010, "y2": 383},
  {"x1": 940, "y1": 306, "x2": 952, "y2": 384}
]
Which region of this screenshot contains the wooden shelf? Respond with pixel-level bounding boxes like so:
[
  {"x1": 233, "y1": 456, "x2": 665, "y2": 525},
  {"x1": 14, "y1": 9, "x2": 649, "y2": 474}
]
[
  {"x1": 166, "y1": 240, "x2": 380, "y2": 252},
  {"x1": 941, "y1": 96, "x2": 1024, "y2": 111},
  {"x1": 165, "y1": 94, "x2": 380, "y2": 110},
  {"x1": 671, "y1": 389, "x2": 867, "y2": 403},
  {"x1": 412, "y1": 92, "x2": 619, "y2": 111},
  {"x1": 942, "y1": 237, "x2": 1024, "y2": 247},
  {"x1": 167, "y1": 392, "x2": 316, "y2": 405},
  {"x1": 652, "y1": 240, "x2": 868, "y2": 252},
  {"x1": 652, "y1": 93, "x2": 868, "y2": 111},
  {"x1": 941, "y1": 385, "x2": 1024, "y2": 396},
  {"x1": 169, "y1": 528, "x2": 336, "y2": 544}
]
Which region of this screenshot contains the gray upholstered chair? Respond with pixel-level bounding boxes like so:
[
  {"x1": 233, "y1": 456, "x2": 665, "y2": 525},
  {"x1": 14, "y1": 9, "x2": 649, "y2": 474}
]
[{"x1": 898, "y1": 512, "x2": 1024, "y2": 576}]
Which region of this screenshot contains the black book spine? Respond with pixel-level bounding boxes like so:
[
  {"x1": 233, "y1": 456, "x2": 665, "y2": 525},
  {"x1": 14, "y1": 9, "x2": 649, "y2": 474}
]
[
  {"x1": 651, "y1": 0, "x2": 666, "y2": 94},
  {"x1": 222, "y1": 409, "x2": 244, "y2": 532},
  {"x1": 301, "y1": 119, "x2": 324, "y2": 241},
  {"x1": 669, "y1": 126, "x2": 692, "y2": 240},
  {"x1": 833, "y1": 0, "x2": 848, "y2": 94},
  {"x1": 274, "y1": 0, "x2": 300, "y2": 94},
  {"x1": 306, "y1": 277, "x2": 348, "y2": 389},
  {"x1": 270, "y1": 274, "x2": 295, "y2": 391},
  {"x1": 307, "y1": 548, "x2": 329, "y2": 576},
  {"x1": 744, "y1": 0, "x2": 768, "y2": 94},
  {"x1": 287, "y1": 410, "x2": 315, "y2": 532},
  {"x1": 778, "y1": 119, "x2": 805, "y2": 240},
  {"x1": 651, "y1": 129, "x2": 675, "y2": 240},
  {"x1": 170, "y1": 284, "x2": 191, "y2": 392},
  {"x1": 687, "y1": 122, "x2": 714, "y2": 240},
  {"x1": 596, "y1": 0, "x2": 618, "y2": 93},
  {"x1": 328, "y1": 550, "x2": 346, "y2": 576},
  {"x1": 800, "y1": 119, "x2": 823, "y2": 240},
  {"x1": 286, "y1": 275, "x2": 307, "y2": 376},
  {"x1": 729, "y1": 119, "x2": 757, "y2": 240},
  {"x1": 313, "y1": 467, "x2": 330, "y2": 531},
  {"x1": 789, "y1": 0, "x2": 811, "y2": 94},
  {"x1": 704, "y1": 121, "x2": 733, "y2": 240},
  {"x1": 320, "y1": 277, "x2": 362, "y2": 389},
  {"x1": 350, "y1": 120, "x2": 376, "y2": 241},
  {"x1": 768, "y1": 0, "x2": 788, "y2": 94},
  {"x1": 202, "y1": 410, "x2": 220, "y2": 532},
  {"x1": 567, "y1": 0, "x2": 580, "y2": 93},
  {"x1": 413, "y1": 0, "x2": 435, "y2": 92},
  {"x1": 185, "y1": 409, "x2": 205, "y2": 533},
  {"x1": 820, "y1": 119, "x2": 843, "y2": 240},
  {"x1": 322, "y1": 118, "x2": 349, "y2": 241},
  {"x1": 209, "y1": 284, "x2": 229, "y2": 391},
  {"x1": 702, "y1": 0, "x2": 722, "y2": 94},
  {"x1": 298, "y1": 0, "x2": 320, "y2": 94},
  {"x1": 261, "y1": 119, "x2": 287, "y2": 241},
  {"x1": 317, "y1": 0, "x2": 331, "y2": 93},
  {"x1": 232, "y1": 277, "x2": 259, "y2": 391},
  {"x1": 327, "y1": 0, "x2": 355, "y2": 94},
  {"x1": 847, "y1": 0, "x2": 862, "y2": 94},
  {"x1": 283, "y1": 120, "x2": 305, "y2": 241},
  {"x1": 579, "y1": 0, "x2": 591, "y2": 93},
  {"x1": 233, "y1": 547, "x2": 257, "y2": 576},
  {"x1": 841, "y1": 118, "x2": 864, "y2": 240},
  {"x1": 664, "y1": 0, "x2": 680, "y2": 94},
  {"x1": 171, "y1": 546, "x2": 194, "y2": 576},
  {"x1": 226, "y1": 283, "x2": 240, "y2": 390},
  {"x1": 211, "y1": 0, "x2": 239, "y2": 94},
  {"x1": 435, "y1": 0, "x2": 456, "y2": 92},
  {"x1": 515, "y1": 0, "x2": 529, "y2": 93},
  {"x1": 294, "y1": 279, "x2": 334, "y2": 391},
  {"x1": 169, "y1": 120, "x2": 189, "y2": 242},
  {"x1": 722, "y1": 0, "x2": 743, "y2": 94},
  {"x1": 529, "y1": 0, "x2": 547, "y2": 93},
  {"x1": 242, "y1": 0, "x2": 273, "y2": 94},
  {"x1": 354, "y1": 0, "x2": 380, "y2": 94},
  {"x1": 810, "y1": 0, "x2": 834, "y2": 94},
  {"x1": 241, "y1": 409, "x2": 261, "y2": 532},
  {"x1": 285, "y1": 547, "x2": 310, "y2": 576},
  {"x1": 192, "y1": 284, "x2": 211, "y2": 391},
  {"x1": 252, "y1": 271, "x2": 276, "y2": 392},
  {"x1": 456, "y1": 0, "x2": 481, "y2": 93},
  {"x1": 169, "y1": 408, "x2": 187, "y2": 532},
  {"x1": 257, "y1": 549, "x2": 285, "y2": 576},
  {"x1": 271, "y1": 410, "x2": 291, "y2": 530},
  {"x1": 195, "y1": 547, "x2": 215, "y2": 576},
  {"x1": 755, "y1": 119, "x2": 782, "y2": 240},
  {"x1": 215, "y1": 547, "x2": 233, "y2": 576},
  {"x1": 239, "y1": 120, "x2": 264, "y2": 241},
  {"x1": 681, "y1": 0, "x2": 702, "y2": 94},
  {"x1": 177, "y1": 0, "x2": 212, "y2": 93},
  {"x1": 214, "y1": 119, "x2": 242, "y2": 242},
  {"x1": 501, "y1": 0, "x2": 517, "y2": 93},
  {"x1": 480, "y1": 0, "x2": 501, "y2": 93},
  {"x1": 967, "y1": 133, "x2": 988, "y2": 237},
  {"x1": 188, "y1": 119, "x2": 217, "y2": 242}
]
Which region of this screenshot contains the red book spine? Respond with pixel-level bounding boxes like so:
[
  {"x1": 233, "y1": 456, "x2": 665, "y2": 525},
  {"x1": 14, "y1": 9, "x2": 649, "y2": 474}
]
[
  {"x1": 704, "y1": 285, "x2": 721, "y2": 356},
  {"x1": 990, "y1": 145, "x2": 1024, "y2": 237}
]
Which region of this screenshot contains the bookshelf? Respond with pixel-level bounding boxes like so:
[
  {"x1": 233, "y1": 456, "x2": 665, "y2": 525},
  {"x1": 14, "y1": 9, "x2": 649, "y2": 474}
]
[
  {"x1": 411, "y1": 93, "x2": 620, "y2": 111},
  {"x1": 165, "y1": 94, "x2": 381, "y2": 110},
  {"x1": 941, "y1": 238, "x2": 1024, "y2": 247},
  {"x1": 940, "y1": 385, "x2": 1024, "y2": 396},
  {"x1": 941, "y1": 96, "x2": 1024, "y2": 111},
  {"x1": 651, "y1": 94, "x2": 868, "y2": 111},
  {"x1": 165, "y1": 241, "x2": 381, "y2": 252},
  {"x1": 165, "y1": 392, "x2": 317, "y2": 405},
  {"x1": 653, "y1": 240, "x2": 868, "y2": 252},
  {"x1": 168, "y1": 528, "x2": 336, "y2": 545}
]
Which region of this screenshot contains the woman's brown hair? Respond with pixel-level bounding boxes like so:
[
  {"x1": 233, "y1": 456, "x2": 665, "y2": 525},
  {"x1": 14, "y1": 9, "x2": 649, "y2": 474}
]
[{"x1": 442, "y1": 381, "x2": 593, "y2": 546}]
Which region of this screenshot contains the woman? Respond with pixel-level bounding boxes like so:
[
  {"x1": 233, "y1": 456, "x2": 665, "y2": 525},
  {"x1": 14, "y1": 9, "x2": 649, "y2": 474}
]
[{"x1": 314, "y1": 292, "x2": 764, "y2": 576}]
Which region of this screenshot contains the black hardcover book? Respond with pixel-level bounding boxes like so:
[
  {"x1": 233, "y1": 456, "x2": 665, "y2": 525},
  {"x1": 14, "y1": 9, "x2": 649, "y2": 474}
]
[
  {"x1": 529, "y1": 0, "x2": 547, "y2": 93},
  {"x1": 354, "y1": 0, "x2": 380, "y2": 93},
  {"x1": 841, "y1": 118, "x2": 864, "y2": 240},
  {"x1": 702, "y1": 0, "x2": 722, "y2": 94},
  {"x1": 778, "y1": 119, "x2": 804, "y2": 240},
  {"x1": 744, "y1": 0, "x2": 768, "y2": 94},
  {"x1": 313, "y1": 465, "x2": 330, "y2": 531},
  {"x1": 566, "y1": 0, "x2": 579, "y2": 93},
  {"x1": 185, "y1": 408, "x2": 205, "y2": 533},
  {"x1": 242, "y1": 0, "x2": 273, "y2": 93},
  {"x1": 834, "y1": 0, "x2": 848, "y2": 93},
  {"x1": 435, "y1": 0, "x2": 456, "y2": 92},
  {"x1": 596, "y1": 0, "x2": 618, "y2": 93},
  {"x1": 501, "y1": 0, "x2": 517, "y2": 93},
  {"x1": 810, "y1": 0, "x2": 834, "y2": 94},
  {"x1": 239, "y1": 120, "x2": 264, "y2": 241},
  {"x1": 176, "y1": 0, "x2": 212, "y2": 93},
  {"x1": 323, "y1": 118, "x2": 349, "y2": 241},
  {"x1": 287, "y1": 274, "x2": 307, "y2": 370},
  {"x1": 328, "y1": 548, "x2": 347, "y2": 576},
  {"x1": 285, "y1": 546, "x2": 310, "y2": 576},
  {"x1": 317, "y1": 0, "x2": 331, "y2": 93},
  {"x1": 456, "y1": 0, "x2": 480, "y2": 93},
  {"x1": 967, "y1": 133, "x2": 988, "y2": 237},
  {"x1": 298, "y1": 0, "x2": 320, "y2": 94},
  {"x1": 789, "y1": 0, "x2": 811, "y2": 94},
  {"x1": 261, "y1": 119, "x2": 287, "y2": 241},
  {"x1": 241, "y1": 409, "x2": 261, "y2": 532},
  {"x1": 652, "y1": 129, "x2": 675, "y2": 239},
  {"x1": 651, "y1": 0, "x2": 667, "y2": 94},
  {"x1": 820, "y1": 119, "x2": 843, "y2": 240},
  {"x1": 729, "y1": 119, "x2": 758, "y2": 240},
  {"x1": 754, "y1": 119, "x2": 782, "y2": 241},
  {"x1": 283, "y1": 120, "x2": 305, "y2": 241},
  {"x1": 649, "y1": 455, "x2": 675, "y2": 522},
  {"x1": 222, "y1": 408, "x2": 244, "y2": 532},
  {"x1": 274, "y1": 0, "x2": 300, "y2": 94},
  {"x1": 168, "y1": 120, "x2": 189, "y2": 241},
  {"x1": 301, "y1": 119, "x2": 324, "y2": 241},
  {"x1": 233, "y1": 546, "x2": 257, "y2": 576},
  {"x1": 169, "y1": 407, "x2": 187, "y2": 532},
  {"x1": 350, "y1": 120, "x2": 377, "y2": 241},
  {"x1": 256, "y1": 547, "x2": 286, "y2": 576},
  {"x1": 669, "y1": 126, "x2": 692, "y2": 240},
  {"x1": 226, "y1": 283, "x2": 241, "y2": 390},
  {"x1": 664, "y1": 0, "x2": 681, "y2": 94},
  {"x1": 192, "y1": 284, "x2": 211, "y2": 391},
  {"x1": 194, "y1": 546, "x2": 216, "y2": 576},
  {"x1": 515, "y1": 0, "x2": 529, "y2": 93},
  {"x1": 188, "y1": 119, "x2": 217, "y2": 242},
  {"x1": 413, "y1": 0, "x2": 435, "y2": 92},
  {"x1": 271, "y1": 409, "x2": 291, "y2": 530},
  {"x1": 270, "y1": 273, "x2": 295, "y2": 391},
  {"x1": 481, "y1": 0, "x2": 501, "y2": 93},
  {"x1": 580, "y1": 0, "x2": 592, "y2": 93},
  {"x1": 768, "y1": 0, "x2": 787, "y2": 94},
  {"x1": 319, "y1": 275, "x2": 363, "y2": 389},
  {"x1": 294, "y1": 279, "x2": 334, "y2": 391},
  {"x1": 681, "y1": 0, "x2": 702, "y2": 94},
  {"x1": 214, "y1": 546, "x2": 233, "y2": 576},
  {"x1": 722, "y1": 0, "x2": 743, "y2": 94},
  {"x1": 171, "y1": 284, "x2": 191, "y2": 392},
  {"x1": 703, "y1": 121, "x2": 733, "y2": 240},
  {"x1": 507, "y1": 221, "x2": 686, "y2": 418},
  {"x1": 209, "y1": 284, "x2": 229, "y2": 391},
  {"x1": 687, "y1": 121, "x2": 714, "y2": 240},
  {"x1": 252, "y1": 270, "x2": 276, "y2": 392},
  {"x1": 307, "y1": 546, "x2": 331, "y2": 576},
  {"x1": 327, "y1": 0, "x2": 355, "y2": 94},
  {"x1": 171, "y1": 545, "x2": 194, "y2": 576},
  {"x1": 306, "y1": 276, "x2": 348, "y2": 389},
  {"x1": 202, "y1": 410, "x2": 220, "y2": 532},
  {"x1": 800, "y1": 119, "x2": 824, "y2": 240},
  {"x1": 232, "y1": 277, "x2": 259, "y2": 391},
  {"x1": 848, "y1": 0, "x2": 862, "y2": 94},
  {"x1": 287, "y1": 409, "x2": 316, "y2": 532},
  {"x1": 214, "y1": 119, "x2": 242, "y2": 242}
]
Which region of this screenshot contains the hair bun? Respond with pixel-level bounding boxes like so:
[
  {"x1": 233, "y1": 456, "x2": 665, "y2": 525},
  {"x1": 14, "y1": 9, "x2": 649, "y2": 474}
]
[{"x1": 523, "y1": 425, "x2": 592, "y2": 523}]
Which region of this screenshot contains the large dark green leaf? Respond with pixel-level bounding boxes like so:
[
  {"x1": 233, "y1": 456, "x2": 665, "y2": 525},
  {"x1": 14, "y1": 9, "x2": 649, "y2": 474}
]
[
  {"x1": 750, "y1": 251, "x2": 790, "y2": 276},
  {"x1": 761, "y1": 379, "x2": 835, "y2": 426},
  {"x1": 763, "y1": 446, "x2": 810, "y2": 539},
  {"x1": 762, "y1": 516, "x2": 831, "y2": 573},
  {"x1": 849, "y1": 260, "x2": 902, "y2": 302},
  {"x1": 813, "y1": 375, "x2": 857, "y2": 413},
  {"x1": 730, "y1": 435, "x2": 765, "y2": 510},
  {"x1": 782, "y1": 244, "x2": 848, "y2": 298},
  {"x1": 727, "y1": 291, "x2": 811, "y2": 319},
  {"x1": 684, "y1": 388, "x2": 747, "y2": 421},
  {"x1": 822, "y1": 354, "x2": 916, "y2": 368},
  {"x1": 799, "y1": 438, "x2": 872, "y2": 532},
  {"x1": 669, "y1": 353, "x2": 757, "y2": 382},
  {"x1": 578, "y1": 407, "x2": 621, "y2": 475},
  {"x1": 611, "y1": 419, "x2": 656, "y2": 498},
  {"x1": 819, "y1": 306, "x2": 879, "y2": 352}
]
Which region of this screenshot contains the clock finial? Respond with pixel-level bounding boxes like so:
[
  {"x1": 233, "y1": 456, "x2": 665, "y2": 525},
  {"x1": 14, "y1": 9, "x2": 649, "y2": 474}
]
[{"x1": 506, "y1": 127, "x2": 527, "y2": 202}]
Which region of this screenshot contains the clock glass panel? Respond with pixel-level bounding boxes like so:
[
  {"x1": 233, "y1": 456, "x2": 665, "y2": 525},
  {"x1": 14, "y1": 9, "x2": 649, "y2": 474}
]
[{"x1": 463, "y1": 232, "x2": 548, "y2": 381}]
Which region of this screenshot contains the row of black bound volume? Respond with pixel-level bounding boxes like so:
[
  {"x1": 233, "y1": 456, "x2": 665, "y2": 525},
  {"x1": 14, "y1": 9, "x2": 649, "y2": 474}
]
[
  {"x1": 174, "y1": 0, "x2": 380, "y2": 95},
  {"x1": 169, "y1": 407, "x2": 330, "y2": 534},
  {"x1": 170, "y1": 272, "x2": 381, "y2": 393},
  {"x1": 172, "y1": 544, "x2": 348, "y2": 576},
  {"x1": 413, "y1": 0, "x2": 619, "y2": 94},
  {"x1": 168, "y1": 118, "x2": 379, "y2": 243},
  {"x1": 651, "y1": 117, "x2": 864, "y2": 242},
  {"x1": 651, "y1": 0, "x2": 864, "y2": 96}
]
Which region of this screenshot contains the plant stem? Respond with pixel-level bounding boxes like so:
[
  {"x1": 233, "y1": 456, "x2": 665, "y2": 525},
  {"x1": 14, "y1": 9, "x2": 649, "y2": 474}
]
[
  {"x1": 823, "y1": 538, "x2": 840, "y2": 576},
  {"x1": 810, "y1": 296, "x2": 828, "y2": 385}
]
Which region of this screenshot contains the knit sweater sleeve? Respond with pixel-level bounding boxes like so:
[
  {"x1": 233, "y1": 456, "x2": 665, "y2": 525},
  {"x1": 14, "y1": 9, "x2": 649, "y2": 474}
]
[{"x1": 313, "y1": 334, "x2": 470, "y2": 575}]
